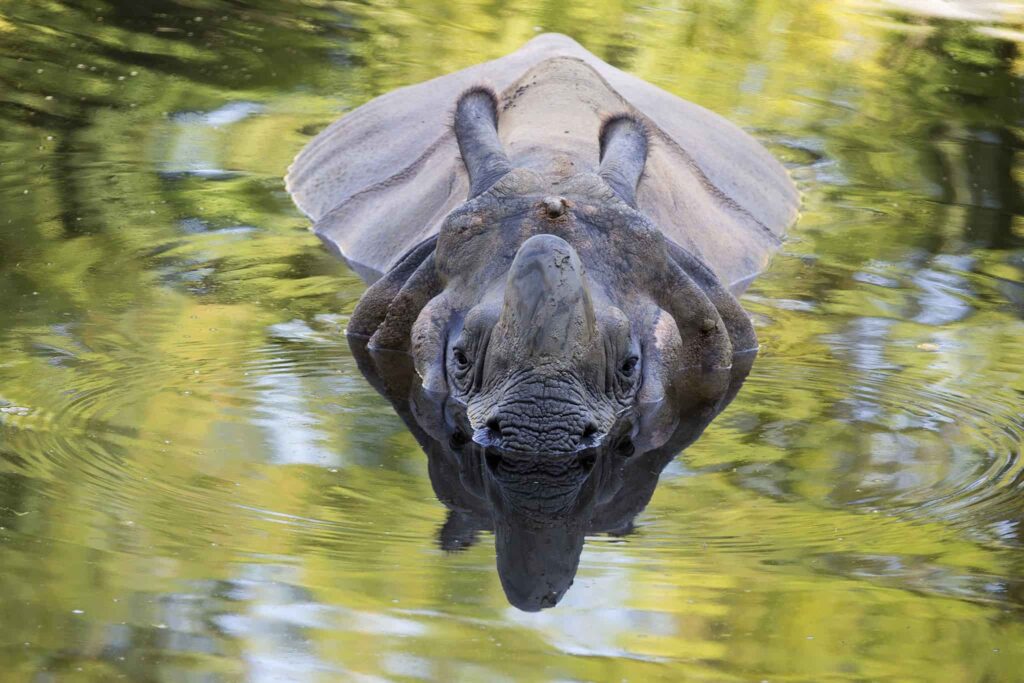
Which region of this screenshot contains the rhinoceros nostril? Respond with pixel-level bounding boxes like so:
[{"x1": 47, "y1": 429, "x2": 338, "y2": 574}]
[
  {"x1": 582, "y1": 422, "x2": 598, "y2": 441},
  {"x1": 486, "y1": 416, "x2": 502, "y2": 435},
  {"x1": 579, "y1": 451, "x2": 597, "y2": 472},
  {"x1": 448, "y1": 428, "x2": 467, "y2": 451},
  {"x1": 485, "y1": 450, "x2": 502, "y2": 472}
]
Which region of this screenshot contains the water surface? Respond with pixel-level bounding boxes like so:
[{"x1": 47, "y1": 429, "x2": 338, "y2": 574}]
[{"x1": 1, "y1": 1, "x2": 1023, "y2": 680}]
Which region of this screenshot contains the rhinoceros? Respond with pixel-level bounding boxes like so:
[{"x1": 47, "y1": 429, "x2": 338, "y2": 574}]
[{"x1": 286, "y1": 32, "x2": 797, "y2": 458}]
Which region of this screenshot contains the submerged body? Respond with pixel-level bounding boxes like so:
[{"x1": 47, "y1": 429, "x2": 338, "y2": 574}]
[{"x1": 287, "y1": 35, "x2": 797, "y2": 589}]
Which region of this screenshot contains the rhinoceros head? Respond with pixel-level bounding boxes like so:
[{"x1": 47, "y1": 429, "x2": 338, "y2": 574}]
[{"x1": 349, "y1": 88, "x2": 755, "y2": 456}]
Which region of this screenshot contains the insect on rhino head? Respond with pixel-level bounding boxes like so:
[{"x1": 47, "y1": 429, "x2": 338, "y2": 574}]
[{"x1": 347, "y1": 87, "x2": 757, "y2": 459}]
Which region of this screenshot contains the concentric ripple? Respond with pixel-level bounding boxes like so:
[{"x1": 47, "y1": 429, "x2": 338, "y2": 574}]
[{"x1": 747, "y1": 354, "x2": 1024, "y2": 533}]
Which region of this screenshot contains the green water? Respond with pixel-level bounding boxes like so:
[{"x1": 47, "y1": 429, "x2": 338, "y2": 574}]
[{"x1": 1, "y1": 1, "x2": 1023, "y2": 680}]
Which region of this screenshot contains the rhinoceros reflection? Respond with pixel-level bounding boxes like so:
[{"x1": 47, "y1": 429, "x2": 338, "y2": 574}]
[{"x1": 352, "y1": 340, "x2": 753, "y2": 611}]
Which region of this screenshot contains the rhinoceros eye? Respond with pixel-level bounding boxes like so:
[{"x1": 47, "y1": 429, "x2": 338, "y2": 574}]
[
  {"x1": 619, "y1": 356, "x2": 639, "y2": 377},
  {"x1": 448, "y1": 345, "x2": 474, "y2": 395},
  {"x1": 448, "y1": 312, "x2": 494, "y2": 396}
]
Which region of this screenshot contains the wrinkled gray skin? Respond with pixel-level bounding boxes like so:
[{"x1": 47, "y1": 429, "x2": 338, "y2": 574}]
[
  {"x1": 347, "y1": 89, "x2": 757, "y2": 455},
  {"x1": 351, "y1": 340, "x2": 752, "y2": 611}
]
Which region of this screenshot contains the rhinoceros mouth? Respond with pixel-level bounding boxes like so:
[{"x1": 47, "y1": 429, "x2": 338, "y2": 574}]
[{"x1": 481, "y1": 446, "x2": 598, "y2": 520}]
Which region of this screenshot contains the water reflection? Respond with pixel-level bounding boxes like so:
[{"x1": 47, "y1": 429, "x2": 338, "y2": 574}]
[
  {"x1": 352, "y1": 340, "x2": 753, "y2": 610},
  {"x1": 1, "y1": 0, "x2": 1023, "y2": 678}
]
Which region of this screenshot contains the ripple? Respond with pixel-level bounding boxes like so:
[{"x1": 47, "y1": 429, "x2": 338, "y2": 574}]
[
  {"x1": 809, "y1": 551, "x2": 1024, "y2": 611},
  {"x1": 738, "y1": 352, "x2": 1024, "y2": 546},
  {"x1": 0, "y1": 310, "x2": 379, "y2": 553}
]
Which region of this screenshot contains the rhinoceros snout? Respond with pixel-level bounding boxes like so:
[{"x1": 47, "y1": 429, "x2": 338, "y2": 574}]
[
  {"x1": 478, "y1": 407, "x2": 600, "y2": 454},
  {"x1": 470, "y1": 369, "x2": 605, "y2": 453}
]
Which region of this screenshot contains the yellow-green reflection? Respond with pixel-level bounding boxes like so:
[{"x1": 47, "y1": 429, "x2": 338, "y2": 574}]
[{"x1": 0, "y1": 0, "x2": 1022, "y2": 681}]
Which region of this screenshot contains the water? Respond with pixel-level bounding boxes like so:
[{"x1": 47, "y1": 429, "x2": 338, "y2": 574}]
[{"x1": 0, "y1": 1, "x2": 1022, "y2": 680}]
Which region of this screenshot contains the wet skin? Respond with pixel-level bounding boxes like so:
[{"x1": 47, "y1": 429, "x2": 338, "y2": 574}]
[{"x1": 348, "y1": 89, "x2": 757, "y2": 459}]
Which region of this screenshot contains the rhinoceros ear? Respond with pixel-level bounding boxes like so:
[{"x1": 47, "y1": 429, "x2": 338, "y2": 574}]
[
  {"x1": 348, "y1": 234, "x2": 441, "y2": 349},
  {"x1": 599, "y1": 115, "x2": 648, "y2": 208},
  {"x1": 454, "y1": 87, "x2": 512, "y2": 198}
]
